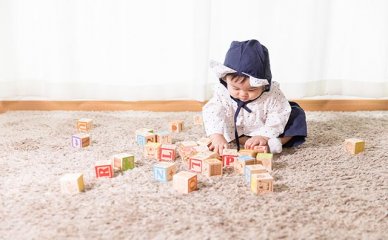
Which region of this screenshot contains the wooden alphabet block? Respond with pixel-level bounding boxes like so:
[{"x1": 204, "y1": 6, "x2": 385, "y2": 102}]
[
  {"x1": 344, "y1": 138, "x2": 365, "y2": 154},
  {"x1": 113, "y1": 153, "x2": 135, "y2": 171},
  {"x1": 144, "y1": 142, "x2": 162, "y2": 159},
  {"x1": 159, "y1": 144, "x2": 177, "y2": 161},
  {"x1": 77, "y1": 118, "x2": 93, "y2": 132},
  {"x1": 234, "y1": 155, "x2": 255, "y2": 174},
  {"x1": 136, "y1": 132, "x2": 156, "y2": 146},
  {"x1": 169, "y1": 120, "x2": 184, "y2": 133},
  {"x1": 244, "y1": 164, "x2": 268, "y2": 185},
  {"x1": 253, "y1": 145, "x2": 269, "y2": 153},
  {"x1": 193, "y1": 115, "x2": 203, "y2": 125},
  {"x1": 153, "y1": 162, "x2": 177, "y2": 182},
  {"x1": 178, "y1": 141, "x2": 199, "y2": 161},
  {"x1": 60, "y1": 173, "x2": 85, "y2": 193},
  {"x1": 173, "y1": 171, "x2": 197, "y2": 193},
  {"x1": 189, "y1": 151, "x2": 219, "y2": 173},
  {"x1": 72, "y1": 133, "x2": 90, "y2": 148},
  {"x1": 238, "y1": 149, "x2": 259, "y2": 157},
  {"x1": 222, "y1": 149, "x2": 238, "y2": 167},
  {"x1": 251, "y1": 172, "x2": 273, "y2": 195},
  {"x1": 203, "y1": 158, "x2": 223, "y2": 177},
  {"x1": 155, "y1": 130, "x2": 172, "y2": 144},
  {"x1": 256, "y1": 153, "x2": 273, "y2": 171},
  {"x1": 95, "y1": 161, "x2": 113, "y2": 178}
]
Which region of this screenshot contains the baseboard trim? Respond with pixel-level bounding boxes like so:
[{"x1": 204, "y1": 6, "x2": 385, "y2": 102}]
[{"x1": 0, "y1": 100, "x2": 387, "y2": 112}]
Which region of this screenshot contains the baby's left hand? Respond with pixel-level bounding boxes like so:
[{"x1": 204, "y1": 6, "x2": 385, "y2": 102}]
[{"x1": 244, "y1": 135, "x2": 269, "y2": 149}]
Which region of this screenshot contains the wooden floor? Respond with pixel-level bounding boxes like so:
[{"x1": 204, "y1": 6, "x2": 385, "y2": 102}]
[{"x1": 0, "y1": 100, "x2": 387, "y2": 112}]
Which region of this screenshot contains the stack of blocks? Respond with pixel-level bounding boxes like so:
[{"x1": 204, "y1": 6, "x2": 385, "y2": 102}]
[{"x1": 344, "y1": 138, "x2": 365, "y2": 154}]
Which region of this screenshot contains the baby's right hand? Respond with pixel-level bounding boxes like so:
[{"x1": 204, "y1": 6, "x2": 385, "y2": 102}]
[{"x1": 208, "y1": 134, "x2": 228, "y2": 155}]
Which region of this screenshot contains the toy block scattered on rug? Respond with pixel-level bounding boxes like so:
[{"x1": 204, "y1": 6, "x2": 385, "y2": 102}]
[
  {"x1": 221, "y1": 149, "x2": 238, "y2": 167},
  {"x1": 256, "y1": 153, "x2": 273, "y2": 171},
  {"x1": 234, "y1": 155, "x2": 256, "y2": 174},
  {"x1": 203, "y1": 158, "x2": 223, "y2": 177},
  {"x1": 153, "y1": 162, "x2": 177, "y2": 182},
  {"x1": 77, "y1": 118, "x2": 93, "y2": 132},
  {"x1": 251, "y1": 172, "x2": 273, "y2": 195},
  {"x1": 95, "y1": 160, "x2": 114, "y2": 178},
  {"x1": 144, "y1": 142, "x2": 162, "y2": 159},
  {"x1": 113, "y1": 153, "x2": 135, "y2": 171},
  {"x1": 60, "y1": 173, "x2": 85, "y2": 194},
  {"x1": 135, "y1": 131, "x2": 156, "y2": 146},
  {"x1": 189, "y1": 151, "x2": 219, "y2": 173},
  {"x1": 197, "y1": 137, "x2": 211, "y2": 147},
  {"x1": 159, "y1": 144, "x2": 177, "y2": 161},
  {"x1": 72, "y1": 133, "x2": 90, "y2": 148},
  {"x1": 238, "y1": 149, "x2": 259, "y2": 157},
  {"x1": 169, "y1": 120, "x2": 184, "y2": 133},
  {"x1": 344, "y1": 138, "x2": 365, "y2": 154},
  {"x1": 155, "y1": 130, "x2": 172, "y2": 144},
  {"x1": 173, "y1": 171, "x2": 197, "y2": 194},
  {"x1": 177, "y1": 141, "x2": 199, "y2": 161},
  {"x1": 193, "y1": 115, "x2": 203, "y2": 125},
  {"x1": 244, "y1": 164, "x2": 268, "y2": 185},
  {"x1": 253, "y1": 145, "x2": 269, "y2": 153}
]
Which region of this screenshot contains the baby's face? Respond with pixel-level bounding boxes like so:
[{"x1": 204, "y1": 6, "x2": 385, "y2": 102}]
[{"x1": 226, "y1": 75, "x2": 263, "y2": 102}]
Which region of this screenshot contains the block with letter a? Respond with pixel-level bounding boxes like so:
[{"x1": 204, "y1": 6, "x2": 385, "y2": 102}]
[{"x1": 95, "y1": 160, "x2": 113, "y2": 178}]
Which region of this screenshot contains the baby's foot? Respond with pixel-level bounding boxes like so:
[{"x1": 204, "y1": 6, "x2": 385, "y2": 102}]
[{"x1": 268, "y1": 138, "x2": 282, "y2": 153}]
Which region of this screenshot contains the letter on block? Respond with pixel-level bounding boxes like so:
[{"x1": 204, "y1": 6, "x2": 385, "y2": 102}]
[
  {"x1": 153, "y1": 162, "x2": 177, "y2": 182},
  {"x1": 136, "y1": 133, "x2": 156, "y2": 146},
  {"x1": 77, "y1": 118, "x2": 93, "y2": 132},
  {"x1": 178, "y1": 141, "x2": 199, "y2": 161},
  {"x1": 60, "y1": 173, "x2": 85, "y2": 194},
  {"x1": 95, "y1": 161, "x2": 113, "y2": 178},
  {"x1": 189, "y1": 151, "x2": 219, "y2": 173},
  {"x1": 169, "y1": 120, "x2": 184, "y2": 133},
  {"x1": 244, "y1": 164, "x2": 268, "y2": 185},
  {"x1": 344, "y1": 138, "x2": 365, "y2": 154},
  {"x1": 173, "y1": 171, "x2": 197, "y2": 194},
  {"x1": 159, "y1": 144, "x2": 177, "y2": 161},
  {"x1": 144, "y1": 142, "x2": 162, "y2": 159},
  {"x1": 155, "y1": 131, "x2": 172, "y2": 144},
  {"x1": 251, "y1": 172, "x2": 273, "y2": 195},
  {"x1": 256, "y1": 153, "x2": 273, "y2": 171},
  {"x1": 72, "y1": 133, "x2": 90, "y2": 148},
  {"x1": 234, "y1": 155, "x2": 255, "y2": 174},
  {"x1": 203, "y1": 158, "x2": 223, "y2": 177},
  {"x1": 222, "y1": 149, "x2": 238, "y2": 167},
  {"x1": 113, "y1": 153, "x2": 135, "y2": 171}
]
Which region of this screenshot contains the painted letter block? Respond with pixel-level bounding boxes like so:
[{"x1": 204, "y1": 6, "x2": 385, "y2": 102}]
[
  {"x1": 222, "y1": 149, "x2": 238, "y2": 167},
  {"x1": 155, "y1": 130, "x2": 172, "y2": 144},
  {"x1": 60, "y1": 173, "x2": 85, "y2": 194},
  {"x1": 234, "y1": 155, "x2": 255, "y2": 174},
  {"x1": 203, "y1": 158, "x2": 223, "y2": 177},
  {"x1": 159, "y1": 144, "x2": 177, "y2": 161},
  {"x1": 178, "y1": 141, "x2": 199, "y2": 161},
  {"x1": 244, "y1": 164, "x2": 268, "y2": 185},
  {"x1": 72, "y1": 133, "x2": 90, "y2": 148},
  {"x1": 113, "y1": 153, "x2": 135, "y2": 171},
  {"x1": 253, "y1": 145, "x2": 269, "y2": 153},
  {"x1": 173, "y1": 171, "x2": 197, "y2": 194},
  {"x1": 169, "y1": 120, "x2": 184, "y2": 133},
  {"x1": 95, "y1": 161, "x2": 113, "y2": 178},
  {"x1": 256, "y1": 153, "x2": 273, "y2": 171},
  {"x1": 136, "y1": 133, "x2": 156, "y2": 146},
  {"x1": 344, "y1": 138, "x2": 365, "y2": 154},
  {"x1": 238, "y1": 149, "x2": 259, "y2": 157},
  {"x1": 153, "y1": 162, "x2": 177, "y2": 182},
  {"x1": 189, "y1": 151, "x2": 219, "y2": 173},
  {"x1": 251, "y1": 172, "x2": 274, "y2": 195},
  {"x1": 193, "y1": 115, "x2": 203, "y2": 125},
  {"x1": 77, "y1": 118, "x2": 93, "y2": 132},
  {"x1": 144, "y1": 142, "x2": 162, "y2": 159}
]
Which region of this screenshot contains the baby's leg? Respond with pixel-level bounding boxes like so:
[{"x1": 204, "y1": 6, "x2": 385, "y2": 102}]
[{"x1": 280, "y1": 136, "x2": 292, "y2": 145}]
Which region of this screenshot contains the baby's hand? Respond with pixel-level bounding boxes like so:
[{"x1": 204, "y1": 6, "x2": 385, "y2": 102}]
[
  {"x1": 244, "y1": 135, "x2": 269, "y2": 149},
  {"x1": 208, "y1": 134, "x2": 228, "y2": 155}
]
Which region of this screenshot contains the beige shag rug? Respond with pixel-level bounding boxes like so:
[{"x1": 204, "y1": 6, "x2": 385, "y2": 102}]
[{"x1": 0, "y1": 110, "x2": 387, "y2": 240}]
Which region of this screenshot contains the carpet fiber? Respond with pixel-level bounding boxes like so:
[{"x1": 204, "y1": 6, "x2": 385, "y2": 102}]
[{"x1": 1, "y1": 111, "x2": 387, "y2": 239}]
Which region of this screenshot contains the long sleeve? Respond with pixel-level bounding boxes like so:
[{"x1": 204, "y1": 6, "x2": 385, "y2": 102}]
[{"x1": 202, "y1": 85, "x2": 229, "y2": 136}]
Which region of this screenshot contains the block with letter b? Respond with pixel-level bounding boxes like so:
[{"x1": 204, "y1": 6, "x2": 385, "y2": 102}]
[
  {"x1": 173, "y1": 171, "x2": 197, "y2": 194},
  {"x1": 159, "y1": 144, "x2": 177, "y2": 161},
  {"x1": 60, "y1": 173, "x2": 85, "y2": 194},
  {"x1": 153, "y1": 162, "x2": 177, "y2": 182},
  {"x1": 113, "y1": 153, "x2": 135, "y2": 171},
  {"x1": 72, "y1": 133, "x2": 90, "y2": 148},
  {"x1": 77, "y1": 118, "x2": 93, "y2": 132},
  {"x1": 95, "y1": 160, "x2": 113, "y2": 178}
]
